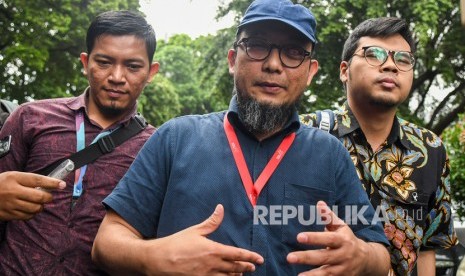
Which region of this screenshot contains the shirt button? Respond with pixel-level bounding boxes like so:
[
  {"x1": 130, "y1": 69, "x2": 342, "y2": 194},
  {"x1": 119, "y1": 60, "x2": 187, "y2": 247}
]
[
  {"x1": 68, "y1": 222, "x2": 74, "y2": 228},
  {"x1": 59, "y1": 256, "x2": 65, "y2": 263}
]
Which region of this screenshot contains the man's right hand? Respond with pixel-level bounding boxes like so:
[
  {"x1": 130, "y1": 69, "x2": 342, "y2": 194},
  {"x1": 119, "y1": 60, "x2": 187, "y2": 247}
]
[
  {"x1": 145, "y1": 204, "x2": 264, "y2": 275},
  {"x1": 92, "y1": 204, "x2": 264, "y2": 275},
  {"x1": 0, "y1": 171, "x2": 66, "y2": 220}
]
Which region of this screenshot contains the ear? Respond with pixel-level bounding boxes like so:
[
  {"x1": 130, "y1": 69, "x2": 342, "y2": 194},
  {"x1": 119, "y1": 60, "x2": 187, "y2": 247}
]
[
  {"x1": 305, "y1": 59, "x2": 319, "y2": 86},
  {"x1": 80, "y1": 53, "x2": 89, "y2": 76},
  {"x1": 227, "y1": 49, "x2": 237, "y2": 76},
  {"x1": 147, "y1": 62, "x2": 160, "y2": 83},
  {"x1": 340, "y1": 61, "x2": 349, "y2": 84}
]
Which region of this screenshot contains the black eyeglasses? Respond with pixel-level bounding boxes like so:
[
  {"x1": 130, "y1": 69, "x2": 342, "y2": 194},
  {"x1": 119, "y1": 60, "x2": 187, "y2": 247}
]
[
  {"x1": 234, "y1": 37, "x2": 311, "y2": 68},
  {"x1": 351, "y1": 46, "x2": 415, "y2": 72}
]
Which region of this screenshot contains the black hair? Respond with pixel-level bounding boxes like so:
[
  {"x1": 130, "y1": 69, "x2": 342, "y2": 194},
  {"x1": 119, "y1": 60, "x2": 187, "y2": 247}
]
[
  {"x1": 86, "y1": 10, "x2": 156, "y2": 63},
  {"x1": 341, "y1": 17, "x2": 416, "y2": 62}
]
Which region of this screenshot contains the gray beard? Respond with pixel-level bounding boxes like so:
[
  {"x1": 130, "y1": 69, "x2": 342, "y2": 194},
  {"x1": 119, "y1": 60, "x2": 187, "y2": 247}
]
[{"x1": 235, "y1": 88, "x2": 297, "y2": 136}]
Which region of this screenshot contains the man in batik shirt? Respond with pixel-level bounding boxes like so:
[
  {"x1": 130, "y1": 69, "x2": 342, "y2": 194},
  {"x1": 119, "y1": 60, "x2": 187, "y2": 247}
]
[{"x1": 301, "y1": 17, "x2": 457, "y2": 275}]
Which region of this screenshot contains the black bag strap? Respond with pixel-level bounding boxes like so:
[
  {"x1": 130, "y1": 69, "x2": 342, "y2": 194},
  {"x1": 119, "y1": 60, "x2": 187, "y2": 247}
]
[{"x1": 38, "y1": 114, "x2": 147, "y2": 176}]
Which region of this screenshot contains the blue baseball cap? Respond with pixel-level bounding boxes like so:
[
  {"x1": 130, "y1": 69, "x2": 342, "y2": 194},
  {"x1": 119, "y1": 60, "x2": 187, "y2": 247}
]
[{"x1": 238, "y1": 0, "x2": 317, "y2": 44}]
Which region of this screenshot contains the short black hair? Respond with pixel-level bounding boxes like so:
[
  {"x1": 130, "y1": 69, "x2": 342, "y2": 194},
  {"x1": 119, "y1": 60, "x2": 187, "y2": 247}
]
[
  {"x1": 341, "y1": 17, "x2": 416, "y2": 62},
  {"x1": 86, "y1": 10, "x2": 156, "y2": 63}
]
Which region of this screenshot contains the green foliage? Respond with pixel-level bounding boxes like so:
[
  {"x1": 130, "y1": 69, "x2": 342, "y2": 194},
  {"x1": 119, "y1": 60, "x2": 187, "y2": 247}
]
[
  {"x1": 442, "y1": 114, "x2": 465, "y2": 219},
  {"x1": 155, "y1": 34, "x2": 207, "y2": 114},
  {"x1": 196, "y1": 29, "x2": 236, "y2": 112},
  {"x1": 138, "y1": 75, "x2": 181, "y2": 127},
  {"x1": 152, "y1": 32, "x2": 235, "y2": 117}
]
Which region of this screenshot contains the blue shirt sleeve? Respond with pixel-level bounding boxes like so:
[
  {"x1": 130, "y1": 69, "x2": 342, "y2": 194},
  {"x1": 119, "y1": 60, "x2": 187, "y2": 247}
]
[{"x1": 103, "y1": 121, "x2": 173, "y2": 238}]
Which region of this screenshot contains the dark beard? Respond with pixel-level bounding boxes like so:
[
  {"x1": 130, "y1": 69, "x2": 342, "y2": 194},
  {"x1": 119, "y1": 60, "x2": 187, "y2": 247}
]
[
  {"x1": 236, "y1": 88, "x2": 297, "y2": 136},
  {"x1": 98, "y1": 100, "x2": 125, "y2": 118},
  {"x1": 369, "y1": 97, "x2": 398, "y2": 109}
]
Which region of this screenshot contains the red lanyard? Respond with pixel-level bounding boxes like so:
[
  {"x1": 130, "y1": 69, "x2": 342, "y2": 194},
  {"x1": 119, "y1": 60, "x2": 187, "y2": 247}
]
[{"x1": 223, "y1": 113, "x2": 296, "y2": 206}]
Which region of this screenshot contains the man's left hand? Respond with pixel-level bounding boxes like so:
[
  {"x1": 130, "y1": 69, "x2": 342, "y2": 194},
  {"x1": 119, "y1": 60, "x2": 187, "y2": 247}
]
[{"x1": 287, "y1": 200, "x2": 389, "y2": 275}]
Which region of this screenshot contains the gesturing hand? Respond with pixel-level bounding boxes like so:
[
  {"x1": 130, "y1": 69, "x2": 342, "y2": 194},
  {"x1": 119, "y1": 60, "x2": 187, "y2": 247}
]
[
  {"x1": 148, "y1": 204, "x2": 264, "y2": 275},
  {"x1": 0, "y1": 171, "x2": 66, "y2": 220},
  {"x1": 287, "y1": 201, "x2": 388, "y2": 276}
]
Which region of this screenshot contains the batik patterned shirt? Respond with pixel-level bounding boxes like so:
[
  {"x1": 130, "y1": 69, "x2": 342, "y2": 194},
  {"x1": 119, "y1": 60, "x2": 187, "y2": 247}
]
[{"x1": 300, "y1": 103, "x2": 457, "y2": 276}]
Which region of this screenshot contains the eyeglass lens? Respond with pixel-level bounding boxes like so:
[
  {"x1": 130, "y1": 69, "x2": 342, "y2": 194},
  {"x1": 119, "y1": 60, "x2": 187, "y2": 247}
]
[
  {"x1": 364, "y1": 46, "x2": 414, "y2": 71},
  {"x1": 240, "y1": 38, "x2": 309, "y2": 68}
]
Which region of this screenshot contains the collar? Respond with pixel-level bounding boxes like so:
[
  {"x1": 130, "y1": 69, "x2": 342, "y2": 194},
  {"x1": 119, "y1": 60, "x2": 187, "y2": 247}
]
[
  {"x1": 336, "y1": 102, "x2": 411, "y2": 150},
  {"x1": 66, "y1": 87, "x2": 138, "y2": 128},
  {"x1": 226, "y1": 95, "x2": 300, "y2": 140}
]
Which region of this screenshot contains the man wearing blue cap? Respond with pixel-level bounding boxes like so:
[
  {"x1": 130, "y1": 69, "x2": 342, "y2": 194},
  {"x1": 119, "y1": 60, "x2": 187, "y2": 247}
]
[{"x1": 92, "y1": 1, "x2": 390, "y2": 275}]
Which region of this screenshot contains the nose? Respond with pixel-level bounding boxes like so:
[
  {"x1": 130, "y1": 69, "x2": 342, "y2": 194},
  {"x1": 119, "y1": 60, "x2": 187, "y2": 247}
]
[
  {"x1": 380, "y1": 52, "x2": 398, "y2": 72},
  {"x1": 262, "y1": 47, "x2": 283, "y2": 73},
  {"x1": 109, "y1": 65, "x2": 126, "y2": 84}
]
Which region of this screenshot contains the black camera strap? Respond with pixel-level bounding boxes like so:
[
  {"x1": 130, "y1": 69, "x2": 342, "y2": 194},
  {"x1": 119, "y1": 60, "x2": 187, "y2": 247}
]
[{"x1": 38, "y1": 114, "x2": 147, "y2": 176}]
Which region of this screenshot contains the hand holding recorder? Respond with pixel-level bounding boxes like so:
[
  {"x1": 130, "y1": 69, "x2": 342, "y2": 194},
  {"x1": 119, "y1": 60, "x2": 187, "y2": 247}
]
[{"x1": 0, "y1": 171, "x2": 66, "y2": 220}]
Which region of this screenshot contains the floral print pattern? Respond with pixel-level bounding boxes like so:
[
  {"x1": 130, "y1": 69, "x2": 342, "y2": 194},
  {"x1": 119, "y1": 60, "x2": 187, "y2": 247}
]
[
  {"x1": 301, "y1": 103, "x2": 457, "y2": 276},
  {"x1": 383, "y1": 163, "x2": 416, "y2": 201}
]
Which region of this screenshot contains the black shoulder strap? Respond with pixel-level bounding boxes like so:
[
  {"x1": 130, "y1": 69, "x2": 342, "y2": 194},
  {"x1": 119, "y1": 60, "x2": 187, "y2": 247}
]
[
  {"x1": 38, "y1": 114, "x2": 147, "y2": 176},
  {"x1": 316, "y1": 109, "x2": 335, "y2": 132}
]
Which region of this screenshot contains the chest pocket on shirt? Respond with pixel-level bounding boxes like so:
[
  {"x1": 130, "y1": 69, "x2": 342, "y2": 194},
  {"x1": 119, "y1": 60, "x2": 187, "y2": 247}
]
[
  {"x1": 282, "y1": 183, "x2": 331, "y2": 250},
  {"x1": 386, "y1": 192, "x2": 431, "y2": 229}
]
